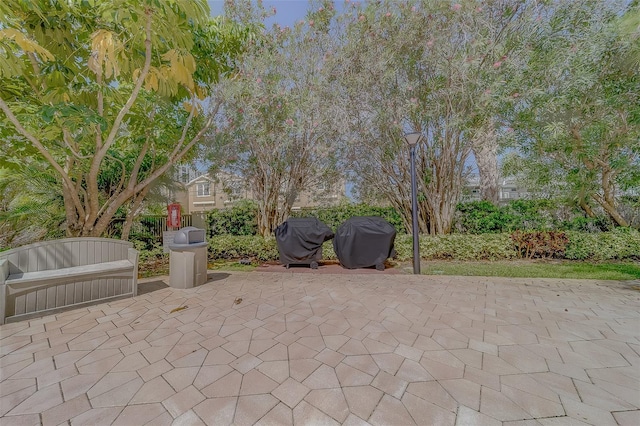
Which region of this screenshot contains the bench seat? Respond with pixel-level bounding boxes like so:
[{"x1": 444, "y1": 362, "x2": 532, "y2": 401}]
[
  {"x1": 5, "y1": 260, "x2": 135, "y2": 291},
  {"x1": 1, "y1": 238, "x2": 138, "y2": 324}
]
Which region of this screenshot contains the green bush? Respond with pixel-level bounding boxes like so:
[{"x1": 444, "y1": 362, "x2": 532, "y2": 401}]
[
  {"x1": 291, "y1": 203, "x2": 405, "y2": 233},
  {"x1": 388, "y1": 233, "x2": 517, "y2": 261},
  {"x1": 208, "y1": 235, "x2": 336, "y2": 262},
  {"x1": 205, "y1": 230, "x2": 639, "y2": 263},
  {"x1": 207, "y1": 200, "x2": 258, "y2": 236},
  {"x1": 454, "y1": 201, "x2": 512, "y2": 234},
  {"x1": 208, "y1": 235, "x2": 279, "y2": 261},
  {"x1": 565, "y1": 227, "x2": 640, "y2": 260},
  {"x1": 321, "y1": 240, "x2": 336, "y2": 259},
  {"x1": 559, "y1": 215, "x2": 614, "y2": 232},
  {"x1": 132, "y1": 240, "x2": 167, "y2": 263},
  {"x1": 454, "y1": 199, "x2": 558, "y2": 234}
]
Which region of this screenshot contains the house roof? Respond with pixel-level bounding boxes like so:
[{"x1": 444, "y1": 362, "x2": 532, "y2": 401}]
[{"x1": 185, "y1": 174, "x2": 215, "y2": 187}]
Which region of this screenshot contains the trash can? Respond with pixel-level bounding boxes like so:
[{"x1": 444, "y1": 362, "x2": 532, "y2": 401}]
[
  {"x1": 169, "y1": 226, "x2": 208, "y2": 288},
  {"x1": 275, "y1": 217, "x2": 334, "y2": 269},
  {"x1": 333, "y1": 216, "x2": 396, "y2": 270}
]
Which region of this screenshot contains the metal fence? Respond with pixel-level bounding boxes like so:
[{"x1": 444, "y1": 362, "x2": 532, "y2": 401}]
[{"x1": 136, "y1": 215, "x2": 192, "y2": 239}]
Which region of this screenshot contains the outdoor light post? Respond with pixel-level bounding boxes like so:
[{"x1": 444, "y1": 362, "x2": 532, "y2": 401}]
[{"x1": 404, "y1": 132, "x2": 423, "y2": 275}]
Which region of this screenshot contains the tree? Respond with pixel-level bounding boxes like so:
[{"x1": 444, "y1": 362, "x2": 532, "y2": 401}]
[
  {"x1": 505, "y1": 0, "x2": 640, "y2": 227},
  {"x1": 334, "y1": 0, "x2": 536, "y2": 234},
  {"x1": 210, "y1": 1, "x2": 340, "y2": 237},
  {"x1": 0, "y1": 0, "x2": 251, "y2": 238}
]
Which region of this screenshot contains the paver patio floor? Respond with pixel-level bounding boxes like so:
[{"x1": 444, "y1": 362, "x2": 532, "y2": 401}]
[{"x1": 1, "y1": 271, "x2": 639, "y2": 425}]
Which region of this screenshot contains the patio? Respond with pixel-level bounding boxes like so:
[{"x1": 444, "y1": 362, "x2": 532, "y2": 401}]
[{"x1": 1, "y1": 271, "x2": 639, "y2": 425}]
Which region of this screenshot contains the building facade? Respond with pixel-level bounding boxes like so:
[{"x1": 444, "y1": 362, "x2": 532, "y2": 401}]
[
  {"x1": 462, "y1": 176, "x2": 529, "y2": 204},
  {"x1": 175, "y1": 172, "x2": 347, "y2": 213}
]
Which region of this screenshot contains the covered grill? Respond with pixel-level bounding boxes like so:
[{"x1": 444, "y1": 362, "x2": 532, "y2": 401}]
[
  {"x1": 274, "y1": 217, "x2": 334, "y2": 269},
  {"x1": 333, "y1": 216, "x2": 396, "y2": 270}
]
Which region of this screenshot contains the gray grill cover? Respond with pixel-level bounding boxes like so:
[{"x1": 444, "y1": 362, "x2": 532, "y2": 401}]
[
  {"x1": 274, "y1": 218, "x2": 334, "y2": 265},
  {"x1": 333, "y1": 216, "x2": 396, "y2": 269}
]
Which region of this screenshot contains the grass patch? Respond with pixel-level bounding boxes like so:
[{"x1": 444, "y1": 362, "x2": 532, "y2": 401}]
[
  {"x1": 208, "y1": 260, "x2": 257, "y2": 272},
  {"x1": 139, "y1": 258, "x2": 169, "y2": 278},
  {"x1": 419, "y1": 260, "x2": 640, "y2": 280}
]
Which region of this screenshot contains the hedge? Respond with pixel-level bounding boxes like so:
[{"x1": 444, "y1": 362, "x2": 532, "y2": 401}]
[
  {"x1": 205, "y1": 229, "x2": 640, "y2": 262},
  {"x1": 208, "y1": 235, "x2": 279, "y2": 261},
  {"x1": 290, "y1": 203, "x2": 405, "y2": 233},
  {"x1": 207, "y1": 200, "x2": 258, "y2": 236},
  {"x1": 564, "y1": 228, "x2": 640, "y2": 260},
  {"x1": 203, "y1": 200, "x2": 634, "y2": 237}
]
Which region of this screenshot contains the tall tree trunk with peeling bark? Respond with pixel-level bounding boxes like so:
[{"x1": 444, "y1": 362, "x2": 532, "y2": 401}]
[{"x1": 472, "y1": 123, "x2": 500, "y2": 204}]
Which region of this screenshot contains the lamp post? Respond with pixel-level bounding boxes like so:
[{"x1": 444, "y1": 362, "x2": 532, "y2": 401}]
[{"x1": 404, "y1": 132, "x2": 423, "y2": 274}]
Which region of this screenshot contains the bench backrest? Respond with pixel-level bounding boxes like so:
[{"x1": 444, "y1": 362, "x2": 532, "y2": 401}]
[{"x1": 0, "y1": 238, "x2": 133, "y2": 275}]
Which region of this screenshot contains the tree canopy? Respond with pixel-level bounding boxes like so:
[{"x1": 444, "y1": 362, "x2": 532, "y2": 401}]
[
  {"x1": 210, "y1": 0, "x2": 341, "y2": 236},
  {"x1": 504, "y1": 0, "x2": 640, "y2": 226},
  {"x1": 2, "y1": 0, "x2": 637, "y2": 242},
  {"x1": 0, "y1": 0, "x2": 253, "y2": 238}
]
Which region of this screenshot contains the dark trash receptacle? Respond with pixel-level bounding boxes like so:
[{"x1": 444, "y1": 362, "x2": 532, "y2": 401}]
[
  {"x1": 333, "y1": 216, "x2": 396, "y2": 270},
  {"x1": 275, "y1": 217, "x2": 334, "y2": 269}
]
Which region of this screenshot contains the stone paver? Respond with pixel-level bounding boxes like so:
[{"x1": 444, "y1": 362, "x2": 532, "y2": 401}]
[{"x1": 1, "y1": 271, "x2": 639, "y2": 425}]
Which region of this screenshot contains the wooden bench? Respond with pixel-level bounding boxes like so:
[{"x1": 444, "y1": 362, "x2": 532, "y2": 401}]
[{"x1": 0, "y1": 238, "x2": 138, "y2": 324}]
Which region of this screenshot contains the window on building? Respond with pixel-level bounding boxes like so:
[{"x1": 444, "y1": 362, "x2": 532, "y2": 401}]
[{"x1": 196, "y1": 182, "x2": 210, "y2": 197}]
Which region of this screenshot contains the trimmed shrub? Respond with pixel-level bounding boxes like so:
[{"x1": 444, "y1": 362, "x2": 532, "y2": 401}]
[
  {"x1": 454, "y1": 199, "x2": 558, "y2": 234},
  {"x1": 510, "y1": 231, "x2": 569, "y2": 259},
  {"x1": 565, "y1": 227, "x2": 640, "y2": 260},
  {"x1": 389, "y1": 233, "x2": 517, "y2": 261},
  {"x1": 207, "y1": 200, "x2": 258, "y2": 236},
  {"x1": 208, "y1": 235, "x2": 336, "y2": 262},
  {"x1": 205, "y1": 230, "x2": 639, "y2": 263},
  {"x1": 454, "y1": 201, "x2": 512, "y2": 234},
  {"x1": 320, "y1": 240, "x2": 337, "y2": 260},
  {"x1": 290, "y1": 203, "x2": 405, "y2": 233},
  {"x1": 208, "y1": 235, "x2": 278, "y2": 261}
]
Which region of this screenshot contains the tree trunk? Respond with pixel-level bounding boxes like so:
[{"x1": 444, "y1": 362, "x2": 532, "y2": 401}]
[
  {"x1": 62, "y1": 182, "x2": 83, "y2": 238},
  {"x1": 578, "y1": 199, "x2": 596, "y2": 218},
  {"x1": 419, "y1": 130, "x2": 470, "y2": 235},
  {"x1": 591, "y1": 193, "x2": 629, "y2": 227},
  {"x1": 472, "y1": 124, "x2": 500, "y2": 204},
  {"x1": 121, "y1": 214, "x2": 134, "y2": 241},
  {"x1": 121, "y1": 187, "x2": 150, "y2": 241}
]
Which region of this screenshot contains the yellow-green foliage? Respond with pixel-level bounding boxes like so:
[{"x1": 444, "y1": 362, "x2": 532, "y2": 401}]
[
  {"x1": 394, "y1": 234, "x2": 517, "y2": 261},
  {"x1": 565, "y1": 228, "x2": 640, "y2": 260},
  {"x1": 206, "y1": 230, "x2": 640, "y2": 262},
  {"x1": 208, "y1": 235, "x2": 279, "y2": 261}
]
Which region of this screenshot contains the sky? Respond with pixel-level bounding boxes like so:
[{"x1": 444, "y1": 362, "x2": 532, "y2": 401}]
[{"x1": 208, "y1": 0, "x2": 313, "y2": 26}]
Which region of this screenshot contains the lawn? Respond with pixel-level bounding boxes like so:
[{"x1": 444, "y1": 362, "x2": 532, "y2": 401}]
[{"x1": 416, "y1": 260, "x2": 640, "y2": 281}]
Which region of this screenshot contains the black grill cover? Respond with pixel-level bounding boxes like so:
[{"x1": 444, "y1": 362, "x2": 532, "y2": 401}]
[
  {"x1": 274, "y1": 218, "x2": 334, "y2": 265},
  {"x1": 333, "y1": 216, "x2": 396, "y2": 269}
]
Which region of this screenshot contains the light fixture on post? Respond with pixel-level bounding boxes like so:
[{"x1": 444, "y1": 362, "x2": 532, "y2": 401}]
[{"x1": 404, "y1": 132, "x2": 423, "y2": 275}]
